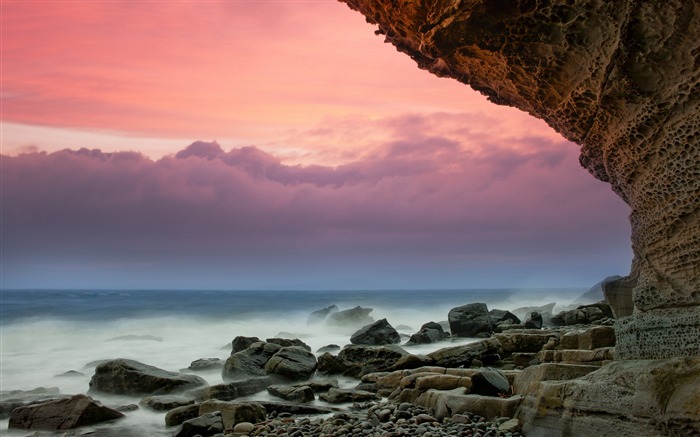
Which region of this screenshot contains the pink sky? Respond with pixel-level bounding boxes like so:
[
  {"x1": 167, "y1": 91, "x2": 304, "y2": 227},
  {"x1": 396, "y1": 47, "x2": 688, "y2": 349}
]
[{"x1": 1, "y1": 1, "x2": 632, "y2": 289}]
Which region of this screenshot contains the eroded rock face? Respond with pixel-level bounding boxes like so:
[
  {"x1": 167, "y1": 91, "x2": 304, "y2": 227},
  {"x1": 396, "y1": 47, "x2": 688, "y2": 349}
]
[{"x1": 339, "y1": 0, "x2": 700, "y2": 359}]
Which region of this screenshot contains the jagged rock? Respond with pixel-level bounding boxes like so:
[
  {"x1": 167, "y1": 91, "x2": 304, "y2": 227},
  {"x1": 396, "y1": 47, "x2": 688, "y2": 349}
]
[
  {"x1": 316, "y1": 352, "x2": 347, "y2": 374},
  {"x1": 335, "y1": 344, "x2": 409, "y2": 377},
  {"x1": 266, "y1": 338, "x2": 311, "y2": 351},
  {"x1": 8, "y1": 394, "x2": 124, "y2": 430},
  {"x1": 230, "y1": 336, "x2": 261, "y2": 354},
  {"x1": 173, "y1": 411, "x2": 223, "y2": 437},
  {"x1": 264, "y1": 346, "x2": 317, "y2": 380},
  {"x1": 139, "y1": 395, "x2": 194, "y2": 411},
  {"x1": 490, "y1": 309, "x2": 521, "y2": 326},
  {"x1": 89, "y1": 359, "x2": 207, "y2": 395},
  {"x1": 0, "y1": 388, "x2": 66, "y2": 420},
  {"x1": 551, "y1": 302, "x2": 613, "y2": 326},
  {"x1": 427, "y1": 338, "x2": 501, "y2": 368},
  {"x1": 448, "y1": 303, "x2": 492, "y2": 337},
  {"x1": 165, "y1": 404, "x2": 201, "y2": 427},
  {"x1": 198, "y1": 401, "x2": 266, "y2": 429},
  {"x1": 222, "y1": 341, "x2": 281, "y2": 380},
  {"x1": 338, "y1": 0, "x2": 700, "y2": 360},
  {"x1": 524, "y1": 312, "x2": 543, "y2": 329},
  {"x1": 267, "y1": 385, "x2": 315, "y2": 403},
  {"x1": 406, "y1": 321, "x2": 449, "y2": 345},
  {"x1": 307, "y1": 305, "x2": 338, "y2": 325},
  {"x1": 318, "y1": 388, "x2": 380, "y2": 403},
  {"x1": 325, "y1": 306, "x2": 374, "y2": 330},
  {"x1": 470, "y1": 369, "x2": 511, "y2": 397},
  {"x1": 188, "y1": 358, "x2": 224, "y2": 371},
  {"x1": 350, "y1": 318, "x2": 401, "y2": 345},
  {"x1": 196, "y1": 377, "x2": 273, "y2": 401}
]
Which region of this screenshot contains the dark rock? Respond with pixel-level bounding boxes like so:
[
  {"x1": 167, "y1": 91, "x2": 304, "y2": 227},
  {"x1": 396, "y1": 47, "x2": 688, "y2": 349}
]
[
  {"x1": 89, "y1": 359, "x2": 207, "y2": 395},
  {"x1": 318, "y1": 388, "x2": 380, "y2": 404},
  {"x1": 317, "y1": 344, "x2": 340, "y2": 353},
  {"x1": 264, "y1": 346, "x2": 317, "y2": 380},
  {"x1": 139, "y1": 395, "x2": 194, "y2": 411},
  {"x1": 8, "y1": 394, "x2": 124, "y2": 430},
  {"x1": 391, "y1": 354, "x2": 436, "y2": 370},
  {"x1": 197, "y1": 376, "x2": 273, "y2": 401},
  {"x1": 231, "y1": 336, "x2": 261, "y2": 354},
  {"x1": 307, "y1": 305, "x2": 339, "y2": 325},
  {"x1": 511, "y1": 303, "x2": 556, "y2": 327},
  {"x1": 174, "y1": 411, "x2": 223, "y2": 437},
  {"x1": 525, "y1": 312, "x2": 543, "y2": 329},
  {"x1": 576, "y1": 275, "x2": 623, "y2": 304},
  {"x1": 222, "y1": 341, "x2": 281, "y2": 380},
  {"x1": 326, "y1": 306, "x2": 375, "y2": 329},
  {"x1": 350, "y1": 318, "x2": 401, "y2": 345},
  {"x1": 165, "y1": 404, "x2": 201, "y2": 427},
  {"x1": 470, "y1": 369, "x2": 512, "y2": 397},
  {"x1": 316, "y1": 352, "x2": 347, "y2": 374},
  {"x1": 292, "y1": 378, "x2": 338, "y2": 393},
  {"x1": 188, "y1": 358, "x2": 224, "y2": 371},
  {"x1": 427, "y1": 338, "x2": 502, "y2": 368},
  {"x1": 336, "y1": 345, "x2": 409, "y2": 377},
  {"x1": 551, "y1": 301, "x2": 613, "y2": 326},
  {"x1": 448, "y1": 303, "x2": 492, "y2": 337},
  {"x1": 0, "y1": 387, "x2": 66, "y2": 420},
  {"x1": 489, "y1": 309, "x2": 521, "y2": 325},
  {"x1": 198, "y1": 401, "x2": 266, "y2": 429},
  {"x1": 406, "y1": 321, "x2": 449, "y2": 345},
  {"x1": 56, "y1": 370, "x2": 84, "y2": 378},
  {"x1": 267, "y1": 385, "x2": 315, "y2": 403},
  {"x1": 266, "y1": 338, "x2": 312, "y2": 351},
  {"x1": 115, "y1": 404, "x2": 139, "y2": 412}
]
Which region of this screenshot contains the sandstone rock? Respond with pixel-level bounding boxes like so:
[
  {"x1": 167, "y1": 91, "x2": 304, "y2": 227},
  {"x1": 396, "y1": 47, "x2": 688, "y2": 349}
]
[
  {"x1": 267, "y1": 385, "x2": 315, "y2": 403},
  {"x1": 391, "y1": 353, "x2": 435, "y2": 370},
  {"x1": 350, "y1": 318, "x2": 401, "y2": 345},
  {"x1": 448, "y1": 303, "x2": 492, "y2": 337},
  {"x1": 264, "y1": 346, "x2": 317, "y2": 380},
  {"x1": 173, "y1": 411, "x2": 223, "y2": 437},
  {"x1": 603, "y1": 274, "x2": 636, "y2": 318},
  {"x1": 139, "y1": 395, "x2": 194, "y2": 411},
  {"x1": 318, "y1": 388, "x2": 380, "y2": 404},
  {"x1": 266, "y1": 337, "x2": 311, "y2": 351},
  {"x1": 231, "y1": 336, "x2": 261, "y2": 354},
  {"x1": 165, "y1": 404, "x2": 200, "y2": 427},
  {"x1": 198, "y1": 401, "x2": 266, "y2": 429},
  {"x1": 233, "y1": 421, "x2": 255, "y2": 433},
  {"x1": 495, "y1": 331, "x2": 559, "y2": 354},
  {"x1": 427, "y1": 338, "x2": 501, "y2": 368},
  {"x1": 414, "y1": 374, "x2": 472, "y2": 392},
  {"x1": 307, "y1": 305, "x2": 338, "y2": 325},
  {"x1": 325, "y1": 306, "x2": 374, "y2": 330},
  {"x1": 415, "y1": 388, "x2": 523, "y2": 420},
  {"x1": 551, "y1": 302, "x2": 612, "y2": 326},
  {"x1": 576, "y1": 275, "x2": 623, "y2": 305},
  {"x1": 8, "y1": 394, "x2": 124, "y2": 430},
  {"x1": 512, "y1": 363, "x2": 600, "y2": 395},
  {"x1": 196, "y1": 377, "x2": 273, "y2": 401},
  {"x1": 292, "y1": 378, "x2": 338, "y2": 393},
  {"x1": 222, "y1": 341, "x2": 281, "y2": 380},
  {"x1": 89, "y1": 359, "x2": 207, "y2": 395}
]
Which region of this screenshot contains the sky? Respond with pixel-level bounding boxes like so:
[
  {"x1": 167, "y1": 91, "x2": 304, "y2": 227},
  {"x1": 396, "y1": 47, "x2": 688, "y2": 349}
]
[{"x1": 1, "y1": 1, "x2": 632, "y2": 290}]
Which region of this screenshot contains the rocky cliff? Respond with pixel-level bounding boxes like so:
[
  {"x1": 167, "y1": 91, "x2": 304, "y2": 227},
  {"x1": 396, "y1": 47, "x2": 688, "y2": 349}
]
[{"x1": 339, "y1": 0, "x2": 699, "y2": 359}]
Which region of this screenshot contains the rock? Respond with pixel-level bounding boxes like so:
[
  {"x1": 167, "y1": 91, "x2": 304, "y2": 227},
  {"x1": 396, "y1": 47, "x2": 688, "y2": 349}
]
[
  {"x1": 498, "y1": 418, "x2": 520, "y2": 432},
  {"x1": 307, "y1": 305, "x2": 338, "y2": 325},
  {"x1": 391, "y1": 354, "x2": 435, "y2": 370},
  {"x1": 316, "y1": 344, "x2": 340, "y2": 353},
  {"x1": 512, "y1": 363, "x2": 600, "y2": 395},
  {"x1": 89, "y1": 359, "x2": 207, "y2": 395},
  {"x1": 174, "y1": 411, "x2": 223, "y2": 437},
  {"x1": 256, "y1": 401, "x2": 334, "y2": 416},
  {"x1": 264, "y1": 346, "x2": 317, "y2": 380},
  {"x1": 165, "y1": 404, "x2": 201, "y2": 426},
  {"x1": 489, "y1": 309, "x2": 521, "y2": 326},
  {"x1": 350, "y1": 318, "x2": 401, "y2": 345},
  {"x1": 415, "y1": 388, "x2": 522, "y2": 420},
  {"x1": 56, "y1": 370, "x2": 84, "y2": 377},
  {"x1": 198, "y1": 401, "x2": 266, "y2": 428},
  {"x1": 511, "y1": 303, "x2": 556, "y2": 327},
  {"x1": 188, "y1": 358, "x2": 224, "y2": 371},
  {"x1": 231, "y1": 335, "x2": 261, "y2": 354},
  {"x1": 233, "y1": 421, "x2": 255, "y2": 433},
  {"x1": 339, "y1": 0, "x2": 700, "y2": 361},
  {"x1": 551, "y1": 302, "x2": 613, "y2": 326},
  {"x1": 335, "y1": 344, "x2": 409, "y2": 377},
  {"x1": 325, "y1": 306, "x2": 375, "y2": 330},
  {"x1": 222, "y1": 341, "x2": 281, "y2": 380},
  {"x1": 196, "y1": 376, "x2": 273, "y2": 401},
  {"x1": 319, "y1": 388, "x2": 380, "y2": 403},
  {"x1": 470, "y1": 369, "x2": 511, "y2": 397},
  {"x1": 406, "y1": 321, "x2": 449, "y2": 345},
  {"x1": 575, "y1": 275, "x2": 623, "y2": 304},
  {"x1": 139, "y1": 395, "x2": 194, "y2": 411},
  {"x1": 494, "y1": 331, "x2": 559, "y2": 354},
  {"x1": 427, "y1": 338, "x2": 501, "y2": 368},
  {"x1": 316, "y1": 352, "x2": 347, "y2": 374},
  {"x1": 0, "y1": 387, "x2": 66, "y2": 420},
  {"x1": 603, "y1": 274, "x2": 636, "y2": 318},
  {"x1": 8, "y1": 394, "x2": 124, "y2": 430},
  {"x1": 267, "y1": 385, "x2": 315, "y2": 402},
  {"x1": 266, "y1": 337, "x2": 311, "y2": 351},
  {"x1": 292, "y1": 378, "x2": 338, "y2": 393},
  {"x1": 524, "y1": 312, "x2": 543, "y2": 329},
  {"x1": 448, "y1": 303, "x2": 492, "y2": 337}
]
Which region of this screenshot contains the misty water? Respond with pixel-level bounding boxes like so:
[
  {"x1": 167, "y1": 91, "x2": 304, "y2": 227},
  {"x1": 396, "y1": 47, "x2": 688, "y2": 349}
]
[{"x1": 1, "y1": 288, "x2": 583, "y2": 435}]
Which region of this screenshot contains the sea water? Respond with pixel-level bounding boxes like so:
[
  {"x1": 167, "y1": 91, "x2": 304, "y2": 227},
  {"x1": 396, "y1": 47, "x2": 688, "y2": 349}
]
[{"x1": 0, "y1": 288, "x2": 582, "y2": 435}]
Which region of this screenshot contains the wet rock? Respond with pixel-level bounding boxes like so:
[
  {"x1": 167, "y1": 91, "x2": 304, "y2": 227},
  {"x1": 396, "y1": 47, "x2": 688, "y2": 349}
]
[
  {"x1": 427, "y1": 338, "x2": 501, "y2": 368},
  {"x1": 197, "y1": 376, "x2": 273, "y2": 401},
  {"x1": 448, "y1": 303, "x2": 492, "y2": 337},
  {"x1": 406, "y1": 321, "x2": 449, "y2": 345},
  {"x1": 511, "y1": 303, "x2": 556, "y2": 327},
  {"x1": 391, "y1": 354, "x2": 436, "y2": 370},
  {"x1": 165, "y1": 404, "x2": 201, "y2": 427},
  {"x1": 139, "y1": 395, "x2": 194, "y2": 411},
  {"x1": 222, "y1": 341, "x2": 281, "y2": 380},
  {"x1": 316, "y1": 344, "x2": 340, "y2": 353},
  {"x1": 173, "y1": 411, "x2": 223, "y2": 437},
  {"x1": 8, "y1": 394, "x2": 124, "y2": 430},
  {"x1": 293, "y1": 378, "x2": 338, "y2": 393},
  {"x1": 524, "y1": 312, "x2": 543, "y2": 329},
  {"x1": 266, "y1": 337, "x2": 312, "y2": 351},
  {"x1": 188, "y1": 358, "x2": 224, "y2": 371},
  {"x1": 199, "y1": 401, "x2": 266, "y2": 428},
  {"x1": 230, "y1": 335, "x2": 261, "y2": 354},
  {"x1": 89, "y1": 359, "x2": 207, "y2": 395},
  {"x1": 335, "y1": 344, "x2": 409, "y2": 377},
  {"x1": 350, "y1": 318, "x2": 401, "y2": 345},
  {"x1": 319, "y1": 388, "x2": 380, "y2": 403},
  {"x1": 307, "y1": 305, "x2": 339, "y2": 325},
  {"x1": 267, "y1": 385, "x2": 315, "y2": 403},
  {"x1": 264, "y1": 346, "x2": 317, "y2": 380}
]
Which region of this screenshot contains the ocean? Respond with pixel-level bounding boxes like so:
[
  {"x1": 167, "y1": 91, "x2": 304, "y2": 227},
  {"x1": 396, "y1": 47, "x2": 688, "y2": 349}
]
[{"x1": 0, "y1": 288, "x2": 583, "y2": 435}]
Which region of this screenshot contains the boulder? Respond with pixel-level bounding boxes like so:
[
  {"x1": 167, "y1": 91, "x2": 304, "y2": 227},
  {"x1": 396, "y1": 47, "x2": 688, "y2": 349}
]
[
  {"x1": 198, "y1": 401, "x2": 266, "y2": 428},
  {"x1": 335, "y1": 344, "x2": 409, "y2": 377},
  {"x1": 8, "y1": 394, "x2": 124, "y2": 430},
  {"x1": 551, "y1": 302, "x2": 613, "y2": 326},
  {"x1": 524, "y1": 312, "x2": 543, "y2": 329},
  {"x1": 188, "y1": 358, "x2": 224, "y2": 371},
  {"x1": 266, "y1": 338, "x2": 311, "y2": 351},
  {"x1": 415, "y1": 388, "x2": 522, "y2": 420},
  {"x1": 264, "y1": 346, "x2": 317, "y2": 380},
  {"x1": 470, "y1": 369, "x2": 511, "y2": 397},
  {"x1": 319, "y1": 388, "x2": 380, "y2": 403},
  {"x1": 89, "y1": 359, "x2": 207, "y2": 395},
  {"x1": 173, "y1": 411, "x2": 223, "y2": 437},
  {"x1": 391, "y1": 354, "x2": 436, "y2": 370},
  {"x1": 307, "y1": 305, "x2": 338, "y2": 325},
  {"x1": 231, "y1": 336, "x2": 261, "y2": 354},
  {"x1": 427, "y1": 338, "x2": 502, "y2": 368},
  {"x1": 325, "y1": 306, "x2": 374, "y2": 329},
  {"x1": 222, "y1": 341, "x2": 281, "y2": 380},
  {"x1": 316, "y1": 344, "x2": 340, "y2": 353},
  {"x1": 406, "y1": 321, "x2": 449, "y2": 345},
  {"x1": 489, "y1": 309, "x2": 521, "y2": 326},
  {"x1": 316, "y1": 352, "x2": 347, "y2": 374},
  {"x1": 165, "y1": 404, "x2": 200, "y2": 427},
  {"x1": 575, "y1": 275, "x2": 623, "y2": 304},
  {"x1": 292, "y1": 378, "x2": 338, "y2": 393},
  {"x1": 197, "y1": 376, "x2": 273, "y2": 401},
  {"x1": 139, "y1": 395, "x2": 194, "y2": 411},
  {"x1": 350, "y1": 318, "x2": 401, "y2": 345},
  {"x1": 448, "y1": 303, "x2": 492, "y2": 337},
  {"x1": 495, "y1": 331, "x2": 559, "y2": 354},
  {"x1": 511, "y1": 303, "x2": 556, "y2": 327},
  {"x1": 267, "y1": 385, "x2": 315, "y2": 403},
  {"x1": 0, "y1": 387, "x2": 66, "y2": 420}
]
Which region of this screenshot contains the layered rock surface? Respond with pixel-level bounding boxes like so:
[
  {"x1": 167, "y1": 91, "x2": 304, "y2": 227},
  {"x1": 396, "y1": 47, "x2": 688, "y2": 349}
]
[{"x1": 339, "y1": 0, "x2": 700, "y2": 360}]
